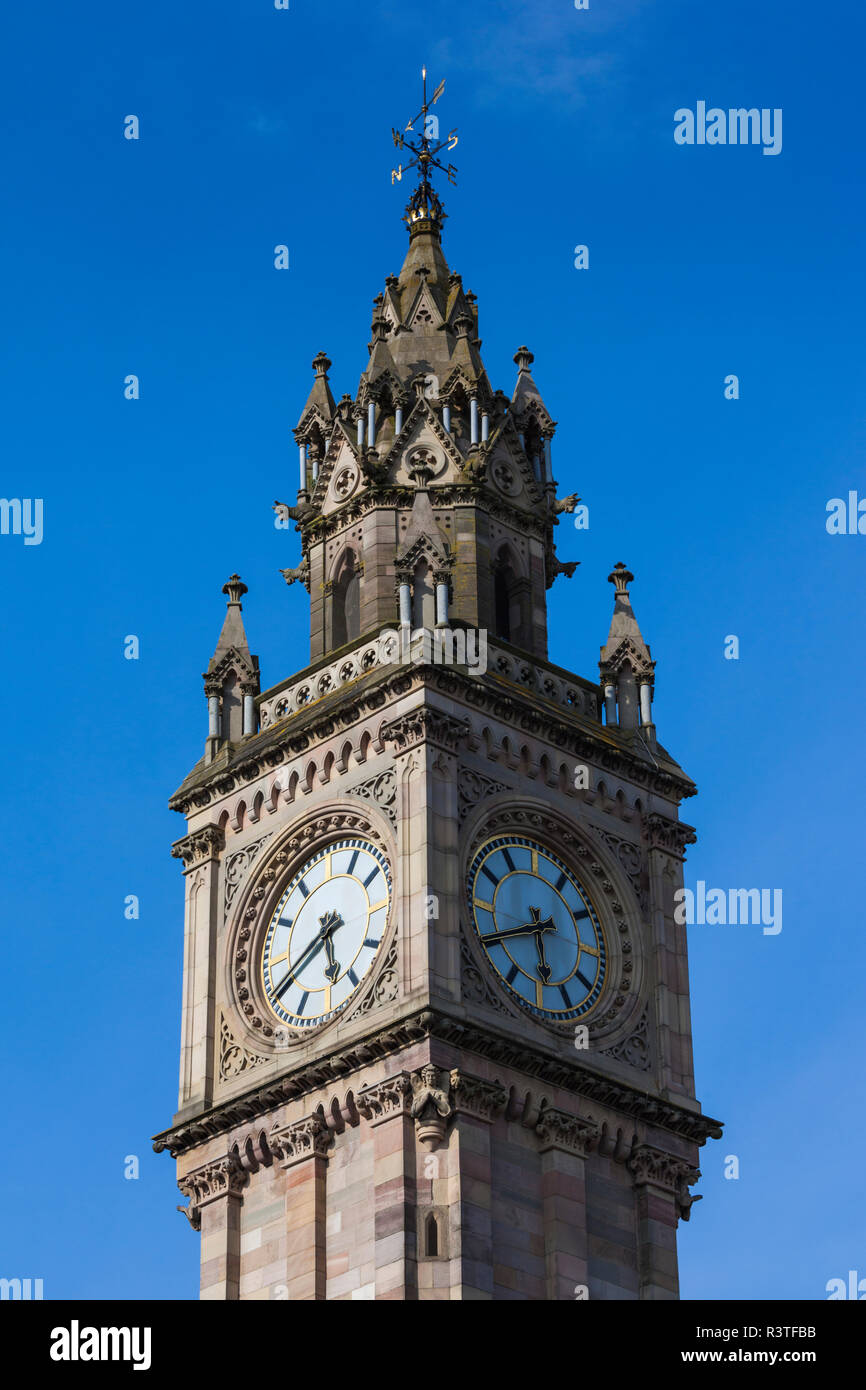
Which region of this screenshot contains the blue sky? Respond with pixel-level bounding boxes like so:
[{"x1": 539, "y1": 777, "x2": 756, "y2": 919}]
[{"x1": 1, "y1": 0, "x2": 863, "y2": 1300}]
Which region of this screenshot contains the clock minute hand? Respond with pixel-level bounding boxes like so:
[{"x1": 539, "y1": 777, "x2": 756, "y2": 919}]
[{"x1": 275, "y1": 911, "x2": 344, "y2": 997}]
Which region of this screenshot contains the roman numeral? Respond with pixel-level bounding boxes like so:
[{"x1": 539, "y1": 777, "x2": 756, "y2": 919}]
[
  {"x1": 559, "y1": 984, "x2": 571, "y2": 1007},
  {"x1": 297, "y1": 991, "x2": 309, "y2": 1014},
  {"x1": 273, "y1": 972, "x2": 294, "y2": 1000},
  {"x1": 506, "y1": 963, "x2": 520, "y2": 985},
  {"x1": 363, "y1": 867, "x2": 380, "y2": 888},
  {"x1": 482, "y1": 865, "x2": 499, "y2": 886},
  {"x1": 347, "y1": 849, "x2": 359, "y2": 875},
  {"x1": 502, "y1": 849, "x2": 516, "y2": 872},
  {"x1": 554, "y1": 872, "x2": 567, "y2": 891},
  {"x1": 298, "y1": 878, "x2": 310, "y2": 899},
  {"x1": 573, "y1": 908, "x2": 590, "y2": 922},
  {"x1": 576, "y1": 969, "x2": 593, "y2": 991},
  {"x1": 363, "y1": 937, "x2": 379, "y2": 949},
  {"x1": 347, "y1": 968, "x2": 359, "y2": 987}
]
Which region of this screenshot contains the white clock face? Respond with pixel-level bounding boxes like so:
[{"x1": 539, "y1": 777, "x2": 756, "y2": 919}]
[{"x1": 261, "y1": 838, "x2": 390, "y2": 1029}]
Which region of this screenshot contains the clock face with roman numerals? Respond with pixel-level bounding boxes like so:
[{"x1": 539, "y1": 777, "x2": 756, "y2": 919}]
[
  {"x1": 261, "y1": 838, "x2": 390, "y2": 1029},
  {"x1": 467, "y1": 836, "x2": 606, "y2": 1022}
]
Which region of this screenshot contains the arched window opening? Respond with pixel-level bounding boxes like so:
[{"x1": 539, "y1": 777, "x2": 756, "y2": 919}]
[
  {"x1": 425, "y1": 1213, "x2": 439, "y2": 1258},
  {"x1": 332, "y1": 553, "x2": 361, "y2": 648}
]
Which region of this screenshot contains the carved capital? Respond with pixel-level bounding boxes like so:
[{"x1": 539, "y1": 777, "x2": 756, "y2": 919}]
[
  {"x1": 643, "y1": 814, "x2": 696, "y2": 860},
  {"x1": 176, "y1": 1152, "x2": 247, "y2": 1228},
  {"x1": 628, "y1": 1144, "x2": 702, "y2": 1219},
  {"x1": 171, "y1": 824, "x2": 225, "y2": 869},
  {"x1": 269, "y1": 1113, "x2": 333, "y2": 1167},
  {"x1": 381, "y1": 707, "x2": 470, "y2": 754},
  {"x1": 535, "y1": 1106, "x2": 599, "y2": 1156},
  {"x1": 449, "y1": 1070, "x2": 508, "y2": 1124},
  {"x1": 356, "y1": 1072, "x2": 414, "y2": 1127}
]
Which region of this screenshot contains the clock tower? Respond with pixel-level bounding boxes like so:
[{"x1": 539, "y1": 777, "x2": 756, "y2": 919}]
[{"x1": 155, "y1": 91, "x2": 721, "y2": 1300}]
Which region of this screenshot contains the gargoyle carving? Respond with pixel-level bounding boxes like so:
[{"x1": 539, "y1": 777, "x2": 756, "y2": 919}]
[
  {"x1": 273, "y1": 499, "x2": 314, "y2": 524},
  {"x1": 554, "y1": 493, "x2": 580, "y2": 514},
  {"x1": 280, "y1": 560, "x2": 310, "y2": 588}
]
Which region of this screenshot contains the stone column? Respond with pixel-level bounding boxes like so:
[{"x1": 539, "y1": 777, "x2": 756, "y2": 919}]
[
  {"x1": 435, "y1": 582, "x2": 449, "y2": 627},
  {"x1": 628, "y1": 1145, "x2": 699, "y2": 1300},
  {"x1": 534, "y1": 1108, "x2": 598, "y2": 1300},
  {"x1": 269, "y1": 1113, "x2": 333, "y2": 1301},
  {"x1": 448, "y1": 1071, "x2": 508, "y2": 1300},
  {"x1": 170, "y1": 824, "x2": 225, "y2": 1112},
  {"x1": 639, "y1": 682, "x2": 653, "y2": 726},
  {"x1": 470, "y1": 398, "x2": 479, "y2": 444},
  {"x1": 178, "y1": 1154, "x2": 247, "y2": 1301},
  {"x1": 357, "y1": 1073, "x2": 418, "y2": 1300},
  {"x1": 603, "y1": 682, "x2": 617, "y2": 726},
  {"x1": 481, "y1": 411, "x2": 489, "y2": 442},
  {"x1": 298, "y1": 443, "x2": 307, "y2": 490},
  {"x1": 241, "y1": 684, "x2": 257, "y2": 737}
]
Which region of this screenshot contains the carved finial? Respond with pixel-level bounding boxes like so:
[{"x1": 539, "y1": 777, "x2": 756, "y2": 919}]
[
  {"x1": 312, "y1": 351, "x2": 331, "y2": 378},
  {"x1": 222, "y1": 574, "x2": 248, "y2": 606},
  {"x1": 608, "y1": 562, "x2": 634, "y2": 600},
  {"x1": 513, "y1": 345, "x2": 534, "y2": 372}
]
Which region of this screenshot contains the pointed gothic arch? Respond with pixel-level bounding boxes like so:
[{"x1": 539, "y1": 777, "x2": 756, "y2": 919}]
[{"x1": 330, "y1": 548, "x2": 361, "y2": 649}]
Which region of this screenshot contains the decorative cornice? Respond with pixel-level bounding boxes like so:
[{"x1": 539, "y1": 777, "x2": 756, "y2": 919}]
[
  {"x1": 171, "y1": 824, "x2": 225, "y2": 869},
  {"x1": 153, "y1": 1008, "x2": 723, "y2": 1159}
]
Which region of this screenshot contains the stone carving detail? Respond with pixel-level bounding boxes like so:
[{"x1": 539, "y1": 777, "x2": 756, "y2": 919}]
[
  {"x1": 410, "y1": 1065, "x2": 453, "y2": 1149},
  {"x1": 176, "y1": 1153, "x2": 247, "y2": 1230},
  {"x1": 643, "y1": 814, "x2": 697, "y2": 860},
  {"x1": 356, "y1": 1072, "x2": 414, "y2": 1125},
  {"x1": 600, "y1": 1008, "x2": 651, "y2": 1072},
  {"x1": 225, "y1": 832, "x2": 274, "y2": 912},
  {"x1": 460, "y1": 934, "x2": 513, "y2": 1016},
  {"x1": 587, "y1": 825, "x2": 643, "y2": 897},
  {"x1": 628, "y1": 1144, "x2": 702, "y2": 1220},
  {"x1": 269, "y1": 1113, "x2": 333, "y2": 1166},
  {"x1": 352, "y1": 941, "x2": 399, "y2": 1016},
  {"x1": 449, "y1": 1070, "x2": 508, "y2": 1123},
  {"x1": 218, "y1": 1011, "x2": 270, "y2": 1082},
  {"x1": 171, "y1": 824, "x2": 225, "y2": 869},
  {"x1": 346, "y1": 768, "x2": 397, "y2": 829},
  {"x1": 382, "y1": 708, "x2": 470, "y2": 753},
  {"x1": 458, "y1": 770, "x2": 510, "y2": 824},
  {"x1": 535, "y1": 1106, "x2": 599, "y2": 1155}
]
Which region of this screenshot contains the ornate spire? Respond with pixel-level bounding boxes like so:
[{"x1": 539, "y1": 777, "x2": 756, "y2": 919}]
[{"x1": 599, "y1": 563, "x2": 655, "y2": 736}]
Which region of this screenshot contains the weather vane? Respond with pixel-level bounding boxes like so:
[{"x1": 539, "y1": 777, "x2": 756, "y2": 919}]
[{"x1": 391, "y1": 67, "x2": 458, "y2": 228}]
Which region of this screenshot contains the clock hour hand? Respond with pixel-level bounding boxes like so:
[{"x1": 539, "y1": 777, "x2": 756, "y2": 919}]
[{"x1": 480, "y1": 906, "x2": 557, "y2": 984}]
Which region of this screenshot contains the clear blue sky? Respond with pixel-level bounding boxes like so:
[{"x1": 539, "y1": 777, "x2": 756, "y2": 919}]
[{"x1": 1, "y1": 0, "x2": 863, "y2": 1300}]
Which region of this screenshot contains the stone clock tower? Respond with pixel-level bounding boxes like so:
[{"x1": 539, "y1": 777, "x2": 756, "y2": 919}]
[{"x1": 154, "y1": 126, "x2": 721, "y2": 1300}]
